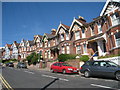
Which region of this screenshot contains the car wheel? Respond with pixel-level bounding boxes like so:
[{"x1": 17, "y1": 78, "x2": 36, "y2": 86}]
[
  {"x1": 50, "y1": 69, "x2": 54, "y2": 73},
  {"x1": 84, "y1": 71, "x2": 90, "y2": 78},
  {"x1": 115, "y1": 72, "x2": 120, "y2": 81},
  {"x1": 62, "y1": 69, "x2": 66, "y2": 74}
]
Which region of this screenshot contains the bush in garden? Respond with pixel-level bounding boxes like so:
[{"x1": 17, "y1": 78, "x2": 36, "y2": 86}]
[
  {"x1": 58, "y1": 54, "x2": 76, "y2": 62},
  {"x1": 80, "y1": 55, "x2": 89, "y2": 62}
]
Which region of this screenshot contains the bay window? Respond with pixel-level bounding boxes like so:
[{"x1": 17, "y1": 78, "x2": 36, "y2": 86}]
[
  {"x1": 75, "y1": 31, "x2": 80, "y2": 40},
  {"x1": 76, "y1": 45, "x2": 81, "y2": 54},
  {"x1": 111, "y1": 12, "x2": 120, "y2": 26},
  {"x1": 66, "y1": 46, "x2": 70, "y2": 54},
  {"x1": 115, "y1": 31, "x2": 120, "y2": 47}
]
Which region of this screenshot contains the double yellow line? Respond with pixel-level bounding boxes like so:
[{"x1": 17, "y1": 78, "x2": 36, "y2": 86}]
[{"x1": 0, "y1": 74, "x2": 14, "y2": 90}]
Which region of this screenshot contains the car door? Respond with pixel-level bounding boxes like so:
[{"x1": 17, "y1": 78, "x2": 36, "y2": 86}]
[
  {"x1": 97, "y1": 61, "x2": 116, "y2": 77},
  {"x1": 52, "y1": 63, "x2": 58, "y2": 72},
  {"x1": 98, "y1": 61, "x2": 108, "y2": 76},
  {"x1": 57, "y1": 63, "x2": 63, "y2": 72},
  {"x1": 90, "y1": 61, "x2": 101, "y2": 76},
  {"x1": 104, "y1": 61, "x2": 119, "y2": 77}
]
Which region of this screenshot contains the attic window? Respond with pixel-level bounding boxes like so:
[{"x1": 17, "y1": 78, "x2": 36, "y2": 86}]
[
  {"x1": 90, "y1": 25, "x2": 95, "y2": 35},
  {"x1": 111, "y1": 12, "x2": 120, "y2": 26}
]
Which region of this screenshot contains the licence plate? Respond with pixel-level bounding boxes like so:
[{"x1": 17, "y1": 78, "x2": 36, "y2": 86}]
[{"x1": 73, "y1": 70, "x2": 77, "y2": 72}]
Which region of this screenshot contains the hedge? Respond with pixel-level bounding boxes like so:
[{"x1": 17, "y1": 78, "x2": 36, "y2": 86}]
[
  {"x1": 58, "y1": 54, "x2": 76, "y2": 62},
  {"x1": 80, "y1": 55, "x2": 89, "y2": 62}
]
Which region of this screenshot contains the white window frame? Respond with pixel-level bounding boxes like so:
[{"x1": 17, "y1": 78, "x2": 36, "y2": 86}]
[
  {"x1": 75, "y1": 31, "x2": 80, "y2": 40},
  {"x1": 97, "y1": 22, "x2": 102, "y2": 33},
  {"x1": 82, "y1": 29, "x2": 86, "y2": 38},
  {"x1": 45, "y1": 41, "x2": 48, "y2": 48},
  {"x1": 76, "y1": 45, "x2": 81, "y2": 54},
  {"x1": 83, "y1": 44, "x2": 87, "y2": 54},
  {"x1": 115, "y1": 31, "x2": 120, "y2": 47},
  {"x1": 45, "y1": 52, "x2": 47, "y2": 58},
  {"x1": 66, "y1": 33, "x2": 69, "y2": 40},
  {"x1": 62, "y1": 46, "x2": 65, "y2": 54},
  {"x1": 66, "y1": 46, "x2": 70, "y2": 54},
  {"x1": 61, "y1": 34, "x2": 64, "y2": 41},
  {"x1": 111, "y1": 12, "x2": 120, "y2": 26}
]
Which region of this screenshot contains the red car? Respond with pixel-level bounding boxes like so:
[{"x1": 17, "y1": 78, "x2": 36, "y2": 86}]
[{"x1": 50, "y1": 62, "x2": 79, "y2": 74}]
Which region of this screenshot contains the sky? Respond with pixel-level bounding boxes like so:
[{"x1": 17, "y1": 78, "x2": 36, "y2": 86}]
[{"x1": 2, "y1": 2, "x2": 105, "y2": 47}]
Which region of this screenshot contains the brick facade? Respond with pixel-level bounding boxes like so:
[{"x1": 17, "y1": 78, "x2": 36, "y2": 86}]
[{"x1": 2, "y1": 0, "x2": 120, "y2": 62}]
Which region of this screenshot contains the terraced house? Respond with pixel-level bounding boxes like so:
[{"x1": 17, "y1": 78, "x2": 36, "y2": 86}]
[{"x1": 2, "y1": 0, "x2": 120, "y2": 62}]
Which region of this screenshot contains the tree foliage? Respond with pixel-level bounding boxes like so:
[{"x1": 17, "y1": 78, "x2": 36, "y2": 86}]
[
  {"x1": 80, "y1": 55, "x2": 89, "y2": 62},
  {"x1": 26, "y1": 52, "x2": 38, "y2": 65},
  {"x1": 58, "y1": 54, "x2": 76, "y2": 62}
]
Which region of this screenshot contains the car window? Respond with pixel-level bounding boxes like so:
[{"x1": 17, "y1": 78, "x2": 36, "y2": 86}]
[
  {"x1": 93, "y1": 62, "x2": 99, "y2": 66},
  {"x1": 107, "y1": 61, "x2": 118, "y2": 67},
  {"x1": 53, "y1": 63, "x2": 58, "y2": 66},
  {"x1": 62, "y1": 63, "x2": 72, "y2": 66},
  {"x1": 85, "y1": 62, "x2": 90, "y2": 66},
  {"x1": 100, "y1": 62, "x2": 107, "y2": 67}
]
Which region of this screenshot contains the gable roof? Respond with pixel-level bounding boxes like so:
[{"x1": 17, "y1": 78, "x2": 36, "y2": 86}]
[
  {"x1": 56, "y1": 23, "x2": 70, "y2": 34},
  {"x1": 61, "y1": 24, "x2": 70, "y2": 30},
  {"x1": 6, "y1": 44, "x2": 12, "y2": 48},
  {"x1": 45, "y1": 33, "x2": 55, "y2": 39},
  {"x1": 100, "y1": 0, "x2": 120, "y2": 16},
  {"x1": 27, "y1": 40, "x2": 35, "y2": 46},
  {"x1": 69, "y1": 18, "x2": 88, "y2": 32},
  {"x1": 14, "y1": 43, "x2": 20, "y2": 47}
]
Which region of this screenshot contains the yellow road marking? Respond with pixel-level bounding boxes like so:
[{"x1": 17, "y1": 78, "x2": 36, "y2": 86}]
[{"x1": 0, "y1": 74, "x2": 14, "y2": 90}]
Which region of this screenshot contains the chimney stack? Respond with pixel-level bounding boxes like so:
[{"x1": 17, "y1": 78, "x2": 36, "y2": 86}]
[
  {"x1": 78, "y1": 16, "x2": 86, "y2": 22},
  {"x1": 51, "y1": 29, "x2": 56, "y2": 35},
  {"x1": 14, "y1": 41, "x2": 17, "y2": 43}
]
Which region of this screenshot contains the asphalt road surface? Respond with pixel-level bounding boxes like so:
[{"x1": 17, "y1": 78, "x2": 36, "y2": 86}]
[{"x1": 1, "y1": 67, "x2": 120, "y2": 90}]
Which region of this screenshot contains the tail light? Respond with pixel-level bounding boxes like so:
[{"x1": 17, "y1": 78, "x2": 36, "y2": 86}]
[{"x1": 80, "y1": 67, "x2": 82, "y2": 70}]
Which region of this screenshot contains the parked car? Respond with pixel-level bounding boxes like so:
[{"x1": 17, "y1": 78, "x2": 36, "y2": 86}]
[
  {"x1": 17, "y1": 62, "x2": 27, "y2": 68},
  {"x1": 50, "y1": 62, "x2": 79, "y2": 74},
  {"x1": 80, "y1": 60, "x2": 120, "y2": 81},
  {"x1": 6, "y1": 62, "x2": 14, "y2": 67}
]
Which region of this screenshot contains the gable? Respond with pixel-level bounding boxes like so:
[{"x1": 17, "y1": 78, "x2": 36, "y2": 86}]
[
  {"x1": 100, "y1": 0, "x2": 120, "y2": 16},
  {"x1": 69, "y1": 18, "x2": 83, "y2": 32},
  {"x1": 59, "y1": 27, "x2": 65, "y2": 34}
]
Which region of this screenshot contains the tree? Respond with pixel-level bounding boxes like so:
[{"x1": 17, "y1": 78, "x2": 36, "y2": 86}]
[
  {"x1": 58, "y1": 54, "x2": 76, "y2": 62},
  {"x1": 80, "y1": 55, "x2": 89, "y2": 62},
  {"x1": 26, "y1": 52, "x2": 38, "y2": 65}
]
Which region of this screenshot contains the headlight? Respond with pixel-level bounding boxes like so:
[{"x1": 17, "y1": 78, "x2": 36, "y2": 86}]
[
  {"x1": 77, "y1": 69, "x2": 79, "y2": 71},
  {"x1": 68, "y1": 68, "x2": 73, "y2": 70}
]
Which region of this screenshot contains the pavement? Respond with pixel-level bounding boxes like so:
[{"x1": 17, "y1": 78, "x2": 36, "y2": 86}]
[
  {"x1": 27, "y1": 66, "x2": 50, "y2": 71},
  {"x1": 1, "y1": 66, "x2": 120, "y2": 89}
]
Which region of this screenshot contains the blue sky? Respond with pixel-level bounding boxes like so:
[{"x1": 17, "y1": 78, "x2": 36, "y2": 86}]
[{"x1": 2, "y1": 2, "x2": 105, "y2": 47}]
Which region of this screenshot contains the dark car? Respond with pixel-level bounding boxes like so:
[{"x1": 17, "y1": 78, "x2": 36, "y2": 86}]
[
  {"x1": 17, "y1": 62, "x2": 27, "y2": 68},
  {"x1": 80, "y1": 60, "x2": 120, "y2": 81},
  {"x1": 6, "y1": 62, "x2": 14, "y2": 67},
  {"x1": 50, "y1": 62, "x2": 79, "y2": 74}
]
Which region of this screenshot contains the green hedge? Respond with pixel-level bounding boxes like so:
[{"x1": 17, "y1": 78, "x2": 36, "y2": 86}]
[
  {"x1": 3, "y1": 59, "x2": 17, "y2": 64},
  {"x1": 58, "y1": 54, "x2": 76, "y2": 62},
  {"x1": 98, "y1": 54, "x2": 120, "y2": 59},
  {"x1": 80, "y1": 55, "x2": 89, "y2": 62}
]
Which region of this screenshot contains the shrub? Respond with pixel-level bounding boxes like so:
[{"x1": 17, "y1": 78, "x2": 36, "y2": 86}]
[
  {"x1": 26, "y1": 52, "x2": 38, "y2": 65},
  {"x1": 58, "y1": 54, "x2": 76, "y2": 62},
  {"x1": 80, "y1": 55, "x2": 89, "y2": 62},
  {"x1": 98, "y1": 54, "x2": 120, "y2": 59}
]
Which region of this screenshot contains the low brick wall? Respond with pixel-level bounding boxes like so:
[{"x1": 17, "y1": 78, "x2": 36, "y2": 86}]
[
  {"x1": 46, "y1": 59, "x2": 85, "y2": 69},
  {"x1": 65, "y1": 59, "x2": 84, "y2": 68}
]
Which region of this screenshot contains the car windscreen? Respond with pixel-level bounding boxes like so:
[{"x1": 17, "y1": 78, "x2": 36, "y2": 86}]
[{"x1": 62, "y1": 63, "x2": 72, "y2": 66}]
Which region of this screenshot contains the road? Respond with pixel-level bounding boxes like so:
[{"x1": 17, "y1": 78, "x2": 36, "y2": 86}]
[{"x1": 1, "y1": 67, "x2": 120, "y2": 89}]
